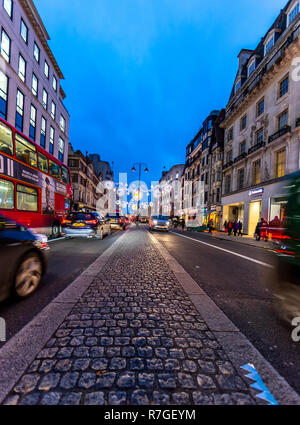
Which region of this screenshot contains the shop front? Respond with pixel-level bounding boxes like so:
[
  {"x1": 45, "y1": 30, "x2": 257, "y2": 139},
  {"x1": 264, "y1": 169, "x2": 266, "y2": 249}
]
[{"x1": 207, "y1": 206, "x2": 222, "y2": 230}]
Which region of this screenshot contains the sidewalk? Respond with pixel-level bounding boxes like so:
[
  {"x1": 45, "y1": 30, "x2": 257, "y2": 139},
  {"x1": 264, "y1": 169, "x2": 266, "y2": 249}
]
[
  {"x1": 0, "y1": 228, "x2": 297, "y2": 405},
  {"x1": 177, "y1": 229, "x2": 273, "y2": 250}
]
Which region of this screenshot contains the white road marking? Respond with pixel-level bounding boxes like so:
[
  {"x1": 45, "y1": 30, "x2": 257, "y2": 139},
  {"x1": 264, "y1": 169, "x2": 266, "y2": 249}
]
[
  {"x1": 48, "y1": 237, "x2": 66, "y2": 243},
  {"x1": 170, "y1": 231, "x2": 274, "y2": 269}
]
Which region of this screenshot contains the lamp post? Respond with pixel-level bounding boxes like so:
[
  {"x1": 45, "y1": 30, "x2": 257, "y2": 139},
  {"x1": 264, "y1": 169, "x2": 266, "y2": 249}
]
[{"x1": 131, "y1": 162, "x2": 149, "y2": 218}]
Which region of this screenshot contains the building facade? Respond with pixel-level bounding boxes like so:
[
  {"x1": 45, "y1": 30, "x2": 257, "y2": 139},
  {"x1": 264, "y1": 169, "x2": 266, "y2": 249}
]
[
  {"x1": 0, "y1": 0, "x2": 69, "y2": 163},
  {"x1": 68, "y1": 143, "x2": 100, "y2": 212},
  {"x1": 221, "y1": 0, "x2": 300, "y2": 236},
  {"x1": 182, "y1": 110, "x2": 225, "y2": 229},
  {"x1": 155, "y1": 165, "x2": 184, "y2": 217},
  {"x1": 89, "y1": 154, "x2": 113, "y2": 182}
]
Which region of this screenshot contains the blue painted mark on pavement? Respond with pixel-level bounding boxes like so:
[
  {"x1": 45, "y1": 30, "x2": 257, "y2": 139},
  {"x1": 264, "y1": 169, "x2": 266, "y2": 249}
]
[{"x1": 241, "y1": 363, "x2": 278, "y2": 405}]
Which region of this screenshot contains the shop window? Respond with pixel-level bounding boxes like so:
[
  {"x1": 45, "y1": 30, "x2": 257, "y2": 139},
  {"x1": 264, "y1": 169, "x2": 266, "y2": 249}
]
[
  {"x1": 0, "y1": 178, "x2": 14, "y2": 209},
  {"x1": 275, "y1": 149, "x2": 286, "y2": 178},
  {"x1": 17, "y1": 184, "x2": 38, "y2": 212}
]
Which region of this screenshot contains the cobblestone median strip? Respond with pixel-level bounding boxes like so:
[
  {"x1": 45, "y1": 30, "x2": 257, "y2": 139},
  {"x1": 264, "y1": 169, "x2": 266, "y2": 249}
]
[{"x1": 1, "y1": 228, "x2": 299, "y2": 405}]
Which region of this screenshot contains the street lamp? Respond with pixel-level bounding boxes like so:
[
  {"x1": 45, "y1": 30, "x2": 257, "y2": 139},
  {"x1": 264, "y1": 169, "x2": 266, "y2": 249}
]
[{"x1": 131, "y1": 162, "x2": 149, "y2": 218}]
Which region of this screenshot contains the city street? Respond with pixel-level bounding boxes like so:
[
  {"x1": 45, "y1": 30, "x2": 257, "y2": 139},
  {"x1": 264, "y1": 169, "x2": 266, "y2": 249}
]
[
  {"x1": 0, "y1": 231, "x2": 122, "y2": 348},
  {"x1": 0, "y1": 225, "x2": 299, "y2": 406}
]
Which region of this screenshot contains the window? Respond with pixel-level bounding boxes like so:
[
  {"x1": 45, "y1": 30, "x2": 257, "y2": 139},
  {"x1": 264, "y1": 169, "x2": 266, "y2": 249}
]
[
  {"x1": 288, "y1": 2, "x2": 300, "y2": 25},
  {"x1": 58, "y1": 137, "x2": 64, "y2": 162},
  {"x1": 15, "y1": 89, "x2": 24, "y2": 131},
  {"x1": 0, "y1": 121, "x2": 13, "y2": 155},
  {"x1": 235, "y1": 79, "x2": 241, "y2": 93},
  {"x1": 20, "y1": 19, "x2": 28, "y2": 43},
  {"x1": 62, "y1": 166, "x2": 70, "y2": 185},
  {"x1": 15, "y1": 133, "x2": 37, "y2": 167},
  {"x1": 32, "y1": 73, "x2": 38, "y2": 97},
  {"x1": 0, "y1": 70, "x2": 8, "y2": 120},
  {"x1": 0, "y1": 178, "x2": 14, "y2": 209},
  {"x1": 257, "y1": 98, "x2": 264, "y2": 117},
  {"x1": 265, "y1": 34, "x2": 275, "y2": 55},
  {"x1": 227, "y1": 150, "x2": 233, "y2": 163},
  {"x1": 237, "y1": 168, "x2": 244, "y2": 189},
  {"x1": 29, "y1": 105, "x2": 36, "y2": 141},
  {"x1": 33, "y1": 42, "x2": 40, "y2": 63},
  {"x1": 279, "y1": 75, "x2": 289, "y2": 97},
  {"x1": 253, "y1": 160, "x2": 261, "y2": 185},
  {"x1": 3, "y1": 0, "x2": 13, "y2": 18},
  {"x1": 18, "y1": 54, "x2": 26, "y2": 82},
  {"x1": 38, "y1": 153, "x2": 48, "y2": 173},
  {"x1": 42, "y1": 89, "x2": 48, "y2": 110},
  {"x1": 240, "y1": 141, "x2": 246, "y2": 154},
  {"x1": 275, "y1": 149, "x2": 286, "y2": 178},
  {"x1": 17, "y1": 184, "x2": 38, "y2": 212},
  {"x1": 49, "y1": 127, "x2": 54, "y2": 155},
  {"x1": 40, "y1": 117, "x2": 46, "y2": 148},
  {"x1": 53, "y1": 76, "x2": 57, "y2": 92},
  {"x1": 240, "y1": 115, "x2": 247, "y2": 131},
  {"x1": 49, "y1": 160, "x2": 61, "y2": 179},
  {"x1": 1, "y1": 29, "x2": 11, "y2": 62},
  {"x1": 44, "y1": 61, "x2": 49, "y2": 79},
  {"x1": 225, "y1": 175, "x2": 231, "y2": 194},
  {"x1": 278, "y1": 110, "x2": 288, "y2": 129},
  {"x1": 59, "y1": 115, "x2": 66, "y2": 133},
  {"x1": 248, "y1": 58, "x2": 255, "y2": 76},
  {"x1": 256, "y1": 128, "x2": 264, "y2": 144},
  {"x1": 50, "y1": 101, "x2": 56, "y2": 120},
  {"x1": 227, "y1": 127, "x2": 233, "y2": 142}
]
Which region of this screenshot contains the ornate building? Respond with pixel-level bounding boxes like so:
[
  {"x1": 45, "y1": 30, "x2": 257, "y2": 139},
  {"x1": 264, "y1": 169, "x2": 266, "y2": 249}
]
[{"x1": 221, "y1": 0, "x2": 300, "y2": 236}]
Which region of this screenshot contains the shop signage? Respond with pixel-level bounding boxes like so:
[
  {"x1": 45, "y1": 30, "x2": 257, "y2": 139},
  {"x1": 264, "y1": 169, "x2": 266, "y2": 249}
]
[{"x1": 248, "y1": 188, "x2": 264, "y2": 196}]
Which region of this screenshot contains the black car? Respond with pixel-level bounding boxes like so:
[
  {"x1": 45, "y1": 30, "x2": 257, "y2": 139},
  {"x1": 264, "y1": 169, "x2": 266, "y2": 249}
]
[
  {"x1": 62, "y1": 212, "x2": 111, "y2": 239},
  {"x1": 0, "y1": 215, "x2": 50, "y2": 301}
]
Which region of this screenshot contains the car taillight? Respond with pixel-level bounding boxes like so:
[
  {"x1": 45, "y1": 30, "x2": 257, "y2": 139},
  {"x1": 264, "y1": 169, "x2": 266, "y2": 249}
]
[
  {"x1": 119, "y1": 219, "x2": 122, "y2": 224},
  {"x1": 85, "y1": 220, "x2": 98, "y2": 225},
  {"x1": 62, "y1": 219, "x2": 72, "y2": 224}
]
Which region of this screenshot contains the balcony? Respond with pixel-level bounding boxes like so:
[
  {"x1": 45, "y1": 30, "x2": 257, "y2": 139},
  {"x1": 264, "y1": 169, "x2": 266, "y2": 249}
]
[
  {"x1": 268, "y1": 125, "x2": 291, "y2": 144},
  {"x1": 234, "y1": 152, "x2": 247, "y2": 163},
  {"x1": 296, "y1": 118, "x2": 300, "y2": 128},
  {"x1": 222, "y1": 160, "x2": 233, "y2": 170},
  {"x1": 248, "y1": 141, "x2": 265, "y2": 155}
]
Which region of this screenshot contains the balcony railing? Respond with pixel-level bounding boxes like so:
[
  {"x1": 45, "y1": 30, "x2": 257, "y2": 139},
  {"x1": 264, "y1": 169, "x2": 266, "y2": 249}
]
[
  {"x1": 268, "y1": 125, "x2": 291, "y2": 144},
  {"x1": 222, "y1": 160, "x2": 233, "y2": 170},
  {"x1": 296, "y1": 118, "x2": 300, "y2": 128},
  {"x1": 248, "y1": 141, "x2": 265, "y2": 155},
  {"x1": 234, "y1": 152, "x2": 247, "y2": 163}
]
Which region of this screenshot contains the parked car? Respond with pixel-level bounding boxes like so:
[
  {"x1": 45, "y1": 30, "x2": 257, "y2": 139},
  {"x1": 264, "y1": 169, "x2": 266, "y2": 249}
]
[
  {"x1": 106, "y1": 213, "x2": 126, "y2": 231},
  {"x1": 0, "y1": 215, "x2": 49, "y2": 301},
  {"x1": 62, "y1": 212, "x2": 111, "y2": 239},
  {"x1": 149, "y1": 215, "x2": 170, "y2": 232}
]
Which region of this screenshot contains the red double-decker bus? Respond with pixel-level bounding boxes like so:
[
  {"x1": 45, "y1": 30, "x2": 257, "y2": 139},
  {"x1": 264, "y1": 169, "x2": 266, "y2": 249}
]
[{"x1": 0, "y1": 117, "x2": 72, "y2": 238}]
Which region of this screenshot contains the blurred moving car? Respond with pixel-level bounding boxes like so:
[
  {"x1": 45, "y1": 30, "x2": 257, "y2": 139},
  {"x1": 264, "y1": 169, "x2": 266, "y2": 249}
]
[
  {"x1": 0, "y1": 215, "x2": 49, "y2": 301},
  {"x1": 269, "y1": 171, "x2": 300, "y2": 323},
  {"x1": 140, "y1": 217, "x2": 149, "y2": 224},
  {"x1": 149, "y1": 215, "x2": 170, "y2": 232},
  {"x1": 62, "y1": 212, "x2": 111, "y2": 239},
  {"x1": 106, "y1": 213, "x2": 126, "y2": 231}
]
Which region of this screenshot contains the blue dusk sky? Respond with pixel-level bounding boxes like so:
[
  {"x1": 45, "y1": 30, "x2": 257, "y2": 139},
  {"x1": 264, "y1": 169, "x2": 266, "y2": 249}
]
[{"x1": 37, "y1": 0, "x2": 284, "y2": 185}]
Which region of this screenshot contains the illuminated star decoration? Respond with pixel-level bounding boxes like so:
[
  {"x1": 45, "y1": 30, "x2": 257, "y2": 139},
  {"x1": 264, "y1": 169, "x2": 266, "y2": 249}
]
[{"x1": 241, "y1": 364, "x2": 278, "y2": 405}]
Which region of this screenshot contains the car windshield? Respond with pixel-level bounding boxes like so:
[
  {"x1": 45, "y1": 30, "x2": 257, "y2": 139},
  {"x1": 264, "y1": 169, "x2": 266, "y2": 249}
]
[
  {"x1": 152, "y1": 216, "x2": 169, "y2": 220},
  {"x1": 67, "y1": 213, "x2": 93, "y2": 221},
  {"x1": 107, "y1": 215, "x2": 121, "y2": 219}
]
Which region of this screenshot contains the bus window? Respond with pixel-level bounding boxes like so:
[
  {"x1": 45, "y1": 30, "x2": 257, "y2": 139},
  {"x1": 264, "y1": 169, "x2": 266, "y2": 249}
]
[
  {"x1": 49, "y1": 160, "x2": 61, "y2": 180},
  {"x1": 38, "y1": 153, "x2": 48, "y2": 174},
  {"x1": 0, "y1": 122, "x2": 13, "y2": 156},
  {"x1": 62, "y1": 166, "x2": 70, "y2": 185},
  {"x1": 0, "y1": 178, "x2": 14, "y2": 209},
  {"x1": 16, "y1": 184, "x2": 38, "y2": 212},
  {"x1": 15, "y1": 134, "x2": 37, "y2": 168}
]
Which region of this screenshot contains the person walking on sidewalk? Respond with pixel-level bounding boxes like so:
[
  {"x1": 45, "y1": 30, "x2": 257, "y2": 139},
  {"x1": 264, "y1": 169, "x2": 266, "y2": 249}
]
[
  {"x1": 208, "y1": 219, "x2": 213, "y2": 235},
  {"x1": 228, "y1": 221, "x2": 233, "y2": 236},
  {"x1": 233, "y1": 220, "x2": 239, "y2": 237},
  {"x1": 224, "y1": 220, "x2": 228, "y2": 233},
  {"x1": 238, "y1": 221, "x2": 243, "y2": 236},
  {"x1": 180, "y1": 218, "x2": 185, "y2": 231}
]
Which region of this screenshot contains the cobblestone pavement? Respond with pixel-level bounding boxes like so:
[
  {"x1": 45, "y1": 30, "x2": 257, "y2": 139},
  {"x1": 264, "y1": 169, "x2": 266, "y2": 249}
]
[{"x1": 3, "y1": 228, "x2": 259, "y2": 405}]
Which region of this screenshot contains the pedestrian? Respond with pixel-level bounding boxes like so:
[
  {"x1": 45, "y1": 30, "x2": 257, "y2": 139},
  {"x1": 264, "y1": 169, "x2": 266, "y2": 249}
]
[
  {"x1": 238, "y1": 221, "x2": 243, "y2": 236},
  {"x1": 208, "y1": 219, "x2": 213, "y2": 235},
  {"x1": 233, "y1": 220, "x2": 239, "y2": 237},
  {"x1": 228, "y1": 221, "x2": 233, "y2": 236},
  {"x1": 224, "y1": 220, "x2": 228, "y2": 232},
  {"x1": 181, "y1": 219, "x2": 185, "y2": 231},
  {"x1": 255, "y1": 220, "x2": 261, "y2": 241}
]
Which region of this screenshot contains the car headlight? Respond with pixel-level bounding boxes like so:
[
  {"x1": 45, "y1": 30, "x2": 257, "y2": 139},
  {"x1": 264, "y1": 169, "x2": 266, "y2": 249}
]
[{"x1": 153, "y1": 220, "x2": 158, "y2": 225}]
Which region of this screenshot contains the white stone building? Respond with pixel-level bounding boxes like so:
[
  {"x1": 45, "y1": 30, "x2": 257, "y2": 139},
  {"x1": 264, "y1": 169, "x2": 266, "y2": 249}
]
[
  {"x1": 221, "y1": 0, "x2": 300, "y2": 236},
  {"x1": 0, "y1": 0, "x2": 69, "y2": 163},
  {"x1": 154, "y1": 165, "x2": 184, "y2": 217}
]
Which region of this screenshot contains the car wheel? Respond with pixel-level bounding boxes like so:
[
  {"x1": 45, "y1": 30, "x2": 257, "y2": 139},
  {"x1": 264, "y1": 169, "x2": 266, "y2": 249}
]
[
  {"x1": 98, "y1": 229, "x2": 104, "y2": 240},
  {"x1": 13, "y1": 252, "x2": 43, "y2": 299},
  {"x1": 51, "y1": 222, "x2": 61, "y2": 238}
]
